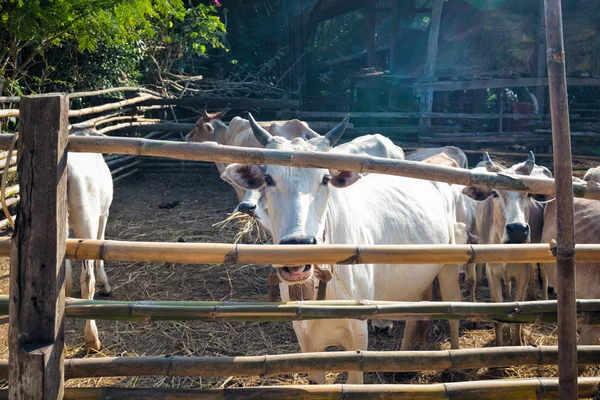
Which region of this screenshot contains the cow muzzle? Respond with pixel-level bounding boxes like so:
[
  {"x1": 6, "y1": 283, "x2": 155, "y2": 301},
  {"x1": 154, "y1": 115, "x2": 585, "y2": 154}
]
[
  {"x1": 504, "y1": 222, "x2": 530, "y2": 244},
  {"x1": 278, "y1": 264, "x2": 314, "y2": 284},
  {"x1": 236, "y1": 202, "x2": 257, "y2": 217}
]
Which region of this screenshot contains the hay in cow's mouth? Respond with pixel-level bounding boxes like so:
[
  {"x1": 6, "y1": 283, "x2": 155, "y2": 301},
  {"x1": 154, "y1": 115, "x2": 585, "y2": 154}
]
[{"x1": 212, "y1": 211, "x2": 265, "y2": 244}]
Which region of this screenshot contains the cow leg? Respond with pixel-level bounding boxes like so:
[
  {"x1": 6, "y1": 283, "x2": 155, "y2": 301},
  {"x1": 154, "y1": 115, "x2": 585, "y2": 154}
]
[
  {"x1": 400, "y1": 320, "x2": 419, "y2": 351},
  {"x1": 526, "y1": 263, "x2": 537, "y2": 301},
  {"x1": 540, "y1": 263, "x2": 549, "y2": 300},
  {"x1": 72, "y1": 218, "x2": 101, "y2": 350},
  {"x1": 65, "y1": 259, "x2": 73, "y2": 298},
  {"x1": 511, "y1": 265, "x2": 530, "y2": 346},
  {"x1": 476, "y1": 263, "x2": 484, "y2": 284},
  {"x1": 467, "y1": 263, "x2": 477, "y2": 301},
  {"x1": 438, "y1": 265, "x2": 461, "y2": 349},
  {"x1": 578, "y1": 326, "x2": 600, "y2": 375},
  {"x1": 487, "y1": 264, "x2": 504, "y2": 347},
  {"x1": 293, "y1": 322, "x2": 326, "y2": 384},
  {"x1": 341, "y1": 320, "x2": 368, "y2": 384},
  {"x1": 95, "y1": 212, "x2": 111, "y2": 295}
]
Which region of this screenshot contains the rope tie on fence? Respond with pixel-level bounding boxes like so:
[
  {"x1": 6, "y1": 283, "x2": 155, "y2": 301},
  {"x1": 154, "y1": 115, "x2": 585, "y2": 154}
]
[{"x1": 0, "y1": 131, "x2": 17, "y2": 229}]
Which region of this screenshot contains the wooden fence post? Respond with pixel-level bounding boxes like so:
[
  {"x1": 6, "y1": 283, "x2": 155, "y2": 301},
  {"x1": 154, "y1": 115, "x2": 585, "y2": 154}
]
[
  {"x1": 9, "y1": 94, "x2": 69, "y2": 399},
  {"x1": 419, "y1": 0, "x2": 444, "y2": 128},
  {"x1": 544, "y1": 1, "x2": 578, "y2": 399}
]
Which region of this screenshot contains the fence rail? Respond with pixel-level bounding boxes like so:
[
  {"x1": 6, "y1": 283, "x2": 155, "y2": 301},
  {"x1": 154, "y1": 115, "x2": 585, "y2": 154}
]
[
  {"x1": 1, "y1": 378, "x2": 598, "y2": 400},
  {"x1": 0, "y1": 346, "x2": 598, "y2": 379},
  {"x1": 0, "y1": 297, "x2": 595, "y2": 324},
  {"x1": 0, "y1": 239, "x2": 599, "y2": 265}
]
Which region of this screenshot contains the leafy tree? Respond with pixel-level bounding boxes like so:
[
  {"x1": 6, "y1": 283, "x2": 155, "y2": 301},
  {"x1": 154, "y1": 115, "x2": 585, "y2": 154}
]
[{"x1": 0, "y1": 0, "x2": 225, "y2": 95}]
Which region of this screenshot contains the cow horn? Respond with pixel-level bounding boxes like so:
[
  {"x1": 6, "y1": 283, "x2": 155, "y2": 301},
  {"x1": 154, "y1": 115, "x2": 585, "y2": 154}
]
[
  {"x1": 324, "y1": 114, "x2": 350, "y2": 146},
  {"x1": 248, "y1": 113, "x2": 273, "y2": 147},
  {"x1": 202, "y1": 109, "x2": 210, "y2": 119},
  {"x1": 220, "y1": 104, "x2": 231, "y2": 118},
  {"x1": 523, "y1": 150, "x2": 535, "y2": 174},
  {"x1": 483, "y1": 152, "x2": 496, "y2": 172}
]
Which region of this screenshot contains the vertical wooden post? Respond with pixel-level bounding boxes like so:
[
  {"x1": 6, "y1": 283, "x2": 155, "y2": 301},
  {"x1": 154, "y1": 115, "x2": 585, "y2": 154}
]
[
  {"x1": 419, "y1": 0, "x2": 444, "y2": 127},
  {"x1": 9, "y1": 94, "x2": 68, "y2": 399},
  {"x1": 544, "y1": 1, "x2": 577, "y2": 399},
  {"x1": 389, "y1": 0, "x2": 401, "y2": 73},
  {"x1": 535, "y1": 0, "x2": 547, "y2": 115},
  {"x1": 496, "y1": 88, "x2": 504, "y2": 133},
  {"x1": 367, "y1": 2, "x2": 377, "y2": 68}
]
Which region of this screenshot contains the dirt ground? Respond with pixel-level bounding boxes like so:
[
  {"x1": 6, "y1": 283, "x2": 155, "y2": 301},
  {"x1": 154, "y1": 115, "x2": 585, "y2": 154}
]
[{"x1": 0, "y1": 166, "x2": 598, "y2": 390}]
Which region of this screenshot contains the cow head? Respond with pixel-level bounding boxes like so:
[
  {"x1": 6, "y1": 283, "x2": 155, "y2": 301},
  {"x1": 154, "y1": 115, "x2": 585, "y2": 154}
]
[
  {"x1": 185, "y1": 107, "x2": 230, "y2": 143},
  {"x1": 222, "y1": 113, "x2": 352, "y2": 285},
  {"x1": 463, "y1": 152, "x2": 553, "y2": 244}
]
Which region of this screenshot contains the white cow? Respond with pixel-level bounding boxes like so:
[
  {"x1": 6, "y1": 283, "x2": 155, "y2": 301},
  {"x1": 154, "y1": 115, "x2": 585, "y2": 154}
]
[
  {"x1": 222, "y1": 115, "x2": 462, "y2": 384},
  {"x1": 66, "y1": 128, "x2": 114, "y2": 350},
  {"x1": 462, "y1": 152, "x2": 552, "y2": 346},
  {"x1": 406, "y1": 146, "x2": 469, "y2": 169}
]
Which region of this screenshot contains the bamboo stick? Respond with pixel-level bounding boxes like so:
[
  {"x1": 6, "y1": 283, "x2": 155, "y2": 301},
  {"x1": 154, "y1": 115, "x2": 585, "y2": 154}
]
[
  {"x1": 0, "y1": 215, "x2": 15, "y2": 229},
  {"x1": 0, "y1": 346, "x2": 596, "y2": 380},
  {"x1": 105, "y1": 155, "x2": 137, "y2": 167},
  {"x1": 0, "y1": 109, "x2": 19, "y2": 118},
  {"x1": 67, "y1": 95, "x2": 157, "y2": 118},
  {"x1": 0, "y1": 239, "x2": 600, "y2": 265},
  {"x1": 3, "y1": 185, "x2": 19, "y2": 198},
  {"x1": 0, "y1": 296, "x2": 590, "y2": 324},
  {"x1": 112, "y1": 168, "x2": 139, "y2": 183},
  {"x1": 0, "y1": 134, "x2": 596, "y2": 199},
  {"x1": 63, "y1": 136, "x2": 600, "y2": 199},
  {"x1": 97, "y1": 121, "x2": 195, "y2": 134},
  {"x1": 109, "y1": 160, "x2": 141, "y2": 176},
  {"x1": 67, "y1": 86, "x2": 162, "y2": 99},
  {"x1": 0, "y1": 96, "x2": 20, "y2": 104},
  {"x1": 545, "y1": 1, "x2": 578, "y2": 397},
  {"x1": 0, "y1": 154, "x2": 16, "y2": 170},
  {"x1": 0, "y1": 378, "x2": 596, "y2": 400}
]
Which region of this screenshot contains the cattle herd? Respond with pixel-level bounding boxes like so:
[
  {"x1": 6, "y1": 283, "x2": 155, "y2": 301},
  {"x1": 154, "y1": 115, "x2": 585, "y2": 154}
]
[{"x1": 66, "y1": 109, "x2": 600, "y2": 383}]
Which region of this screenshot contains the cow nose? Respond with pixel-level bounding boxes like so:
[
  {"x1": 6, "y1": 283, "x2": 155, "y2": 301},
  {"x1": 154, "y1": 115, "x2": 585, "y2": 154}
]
[
  {"x1": 237, "y1": 202, "x2": 257, "y2": 217},
  {"x1": 505, "y1": 223, "x2": 529, "y2": 243},
  {"x1": 279, "y1": 236, "x2": 318, "y2": 245}
]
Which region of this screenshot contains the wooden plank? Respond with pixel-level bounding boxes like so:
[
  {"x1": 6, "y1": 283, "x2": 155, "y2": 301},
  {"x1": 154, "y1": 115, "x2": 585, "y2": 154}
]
[
  {"x1": 276, "y1": 110, "x2": 542, "y2": 120},
  {"x1": 419, "y1": 0, "x2": 444, "y2": 127},
  {"x1": 140, "y1": 96, "x2": 301, "y2": 111},
  {"x1": 367, "y1": 2, "x2": 377, "y2": 68},
  {"x1": 414, "y1": 77, "x2": 600, "y2": 92},
  {"x1": 535, "y1": 0, "x2": 547, "y2": 115},
  {"x1": 544, "y1": 0, "x2": 578, "y2": 398},
  {"x1": 9, "y1": 94, "x2": 68, "y2": 399}
]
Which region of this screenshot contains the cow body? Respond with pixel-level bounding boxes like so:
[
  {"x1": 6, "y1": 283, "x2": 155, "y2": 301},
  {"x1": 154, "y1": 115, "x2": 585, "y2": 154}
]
[
  {"x1": 66, "y1": 129, "x2": 114, "y2": 350},
  {"x1": 222, "y1": 115, "x2": 461, "y2": 384},
  {"x1": 463, "y1": 152, "x2": 552, "y2": 346},
  {"x1": 540, "y1": 198, "x2": 600, "y2": 347},
  {"x1": 406, "y1": 146, "x2": 468, "y2": 168}
]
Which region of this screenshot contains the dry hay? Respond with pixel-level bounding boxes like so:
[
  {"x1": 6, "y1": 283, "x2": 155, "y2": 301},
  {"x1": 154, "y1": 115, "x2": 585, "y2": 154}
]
[
  {"x1": 0, "y1": 170, "x2": 598, "y2": 392},
  {"x1": 213, "y1": 212, "x2": 267, "y2": 244}
]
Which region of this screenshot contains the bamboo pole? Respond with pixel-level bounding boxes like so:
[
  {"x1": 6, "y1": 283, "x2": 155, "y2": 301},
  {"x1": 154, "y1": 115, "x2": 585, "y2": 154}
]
[
  {"x1": 112, "y1": 168, "x2": 139, "y2": 183},
  {"x1": 544, "y1": 1, "x2": 578, "y2": 397},
  {"x1": 0, "y1": 239, "x2": 599, "y2": 265},
  {"x1": 67, "y1": 95, "x2": 157, "y2": 118},
  {"x1": 97, "y1": 121, "x2": 195, "y2": 134},
  {"x1": 67, "y1": 86, "x2": 162, "y2": 99},
  {"x1": 0, "y1": 296, "x2": 591, "y2": 324},
  {"x1": 65, "y1": 136, "x2": 600, "y2": 199},
  {"x1": 109, "y1": 160, "x2": 141, "y2": 176},
  {"x1": 0, "y1": 378, "x2": 597, "y2": 400},
  {"x1": 0, "y1": 346, "x2": 596, "y2": 380},
  {"x1": 0, "y1": 109, "x2": 19, "y2": 118},
  {"x1": 0, "y1": 96, "x2": 20, "y2": 104},
  {"x1": 105, "y1": 155, "x2": 137, "y2": 167},
  {"x1": 0, "y1": 134, "x2": 596, "y2": 199}
]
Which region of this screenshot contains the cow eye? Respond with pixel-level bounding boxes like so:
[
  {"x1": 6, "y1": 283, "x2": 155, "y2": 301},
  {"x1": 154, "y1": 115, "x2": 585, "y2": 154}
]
[
  {"x1": 264, "y1": 174, "x2": 275, "y2": 187},
  {"x1": 322, "y1": 174, "x2": 331, "y2": 185},
  {"x1": 492, "y1": 191, "x2": 499, "y2": 198}
]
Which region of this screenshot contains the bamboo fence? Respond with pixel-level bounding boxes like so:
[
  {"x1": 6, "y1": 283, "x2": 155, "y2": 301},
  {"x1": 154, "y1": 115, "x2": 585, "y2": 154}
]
[
  {"x1": 0, "y1": 238, "x2": 598, "y2": 265},
  {"x1": 0, "y1": 378, "x2": 598, "y2": 400},
  {"x1": 0, "y1": 346, "x2": 598, "y2": 380},
  {"x1": 0, "y1": 296, "x2": 593, "y2": 324}
]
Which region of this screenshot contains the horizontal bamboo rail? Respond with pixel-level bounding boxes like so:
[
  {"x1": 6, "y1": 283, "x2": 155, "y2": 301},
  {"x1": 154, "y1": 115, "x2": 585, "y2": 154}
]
[
  {"x1": 1, "y1": 378, "x2": 597, "y2": 399},
  {"x1": 68, "y1": 95, "x2": 157, "y2": 118},
  {"x1": 0, "y1": 135, "x2": 596, "y2": 198},
  {"x1": 0, "y1": 346, "x2": 596, "y2": 380},
  {"x1": 113, "y1": 168, "x2": 139, "y2": 183},
  {"x1": 0, "y1": 239, "x2": 598, "y2": 265},
  {"x1": 0, "y1": 297, "x2": 594, "y2": 323}
]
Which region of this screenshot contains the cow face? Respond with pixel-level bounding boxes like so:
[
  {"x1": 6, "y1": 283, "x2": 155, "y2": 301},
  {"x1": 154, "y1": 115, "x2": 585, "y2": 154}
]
[
  {"x1": 222, "y1": 114, "x2": 352, "y2": 285},
  {"x1": 463, "y1": 152, "x2": 552, "y2": 244},
  {"x1": 185, "y1": 108, "x2": 229, "y2": 143}
]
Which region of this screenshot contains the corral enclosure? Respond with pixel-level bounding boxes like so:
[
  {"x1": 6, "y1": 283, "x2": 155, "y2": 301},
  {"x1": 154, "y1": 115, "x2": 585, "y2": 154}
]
[{"x1": 0, "y1": 0, "x2": 599, "y2": 398}]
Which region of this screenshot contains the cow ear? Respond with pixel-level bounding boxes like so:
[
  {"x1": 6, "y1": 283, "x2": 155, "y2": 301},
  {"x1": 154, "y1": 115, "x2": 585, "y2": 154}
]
[
  {"x1": 462, "y1": 186, "x2": 494, "y2": 201},
  {"x1": 221, "y1": 164, "x2": 266, "y2": 190},
  {"x1": 329, "y1": 169, "x2": 361, "y2": 188}
]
